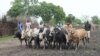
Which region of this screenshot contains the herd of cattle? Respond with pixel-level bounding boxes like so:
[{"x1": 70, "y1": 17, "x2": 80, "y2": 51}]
[{"x1": 14, "y1": 25, "x2": 89, "y2": 51}]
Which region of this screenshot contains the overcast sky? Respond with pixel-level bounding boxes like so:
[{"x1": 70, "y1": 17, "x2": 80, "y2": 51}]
[{"x1": 0, "y1": 0, "x2": 100, "y2": 19}]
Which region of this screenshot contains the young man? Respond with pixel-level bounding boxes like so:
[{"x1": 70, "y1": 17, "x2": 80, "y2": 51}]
[
  {"x1": 25, "y1": 20, "x2": 32, "y2": 32},
  {"x1": 39, "y1": 22, "x2": 44, "y2": 33},
  {"x1": 14, "y1": 21, "x2": 23, "y2": 38},
  {"x1": 16, "y1": 21, "x2": 23, "y2": 33},
  {"x1": 84, "y1": 21, "x2": 91, "y2": 42}
]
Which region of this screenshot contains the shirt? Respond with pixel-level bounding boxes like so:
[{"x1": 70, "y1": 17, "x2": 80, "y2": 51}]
[
  {"x1": 26, "y1": 22, "x2": 31, "y2": 29},
  {"x1": 17, "y1": 23, "x2": 23, "y2": 32}
]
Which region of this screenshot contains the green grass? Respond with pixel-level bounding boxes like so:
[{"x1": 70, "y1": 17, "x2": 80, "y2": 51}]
[{"x1": 0, "y1": 35, "x2": 14, "y2": 42}]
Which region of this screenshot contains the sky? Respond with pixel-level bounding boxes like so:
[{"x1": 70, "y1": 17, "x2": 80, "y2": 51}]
[
  {"x1": 0, "y1": 0, "x2": 13, "y2": 17},
  {"x1": 0, "y1": 0, "x2": 100, "y2": 20}
]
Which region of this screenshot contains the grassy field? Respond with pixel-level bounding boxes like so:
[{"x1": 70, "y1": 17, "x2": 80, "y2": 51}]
[{"x1": 0, "y1": 36, "x2": 14, "y2": 42}]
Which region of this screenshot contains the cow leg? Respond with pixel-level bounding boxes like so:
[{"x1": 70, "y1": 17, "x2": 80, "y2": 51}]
[
  {"x1": 37, "y1": 41, "x2": 40, "y2": 49},
  {"x1": 56, "y1": 43, "x2": 59, "y2": 49},
  {"x1": 28, "y1": 37, "x2": 34, "y2": 48},
  {"x1": 25, "y1": 39, "x2": 28, "y2": 46},
  {"x1": 60, "y1": 43, "x2": 63, "y2": 50},
  {"x1": 34, "y1": 38, "x2": 37, "y2": 49},
  {"x1": 19, "y1": 39, "x2": 22, "y2": 46},
  {"x1": 84, "y1": 37, "x2": 89, "y2": 48},
  {"x1": 45, "y1": 40, "x2": 50, "y2": 49},
  {"x1": 20, "y1": 40, "x2": 22, "y2": 46},
  {"x1": 34, "y1": 37, "x2": 40, "y2": 49},
  {"x1": 26, "y1": 38, "x2": 30, "y2": 47},
  {"x1": 57, "y1": 43, "x2": 59, "y2": 49},
  {"x1": 67, "y1": 42, "x2": 70, "y2": 49},
  {"x1": 53, "y1": 41, "x2": 56, "y2": 48},
  {"x1": 82, "y1": 38, "x2": 86, "y2": 46},
  {"x1": 51, "y1": 41, "x2": 54, "y2": 48},
  {"x1": 50, "y1": 41, "x2": 53, "y2": 48},
  {"x1": 43, "y1": 39, "x2": 47, "y2": 49},
  {"x1": 67, "y1": 39, "x2": 72, "y2": 49},
  {"x1": 28, "y1": 40, "x2": 32, "y2": 48},
  {"x1": 53, "y1": 42, "x2": 57, "y2": 49},
  {"x1": 75, "y1": 41, "x2": 79, "y2": 51},
  {"x1": 82, "y1": 38, "x2": 86, "y2": 49},
  {"x1": 85, "y1": 37, "x2": 89, "y2": 43}
]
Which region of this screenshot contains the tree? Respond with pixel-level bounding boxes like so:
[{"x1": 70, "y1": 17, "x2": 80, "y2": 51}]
[
  {"x1": 73, "y1": 19, "x2": 81, "y2": 25},
  {"x1": 39, "y1": 2, "x2": 65, "y2": 24},
  {"x1": 53, "y1": 6, "x2": 66, "y2": 24},
  {"x1": 29, "y1": 2, "x2": 65, "y2": 24},
  {"x1": 7, "y1": 0, "x2": 24, "y2": 17},
  {"x1": 7, "y1": 0, "x2": 38, "y2": 17},
  {"x1": 48, "y1": 18, "x2": 56, "y2": 26},
  {"x1": 91, "y1": 16, "x2": 100, "y2": 24},
  {"x1": 7, "y1": 1, "x2": 65, "y2": 25},
  {"x1": 23, "y1": 0, "x2": 38, "y2": 15},
  {"x1": 65, "y1": 14, "x2": 75, "y2": 24}
]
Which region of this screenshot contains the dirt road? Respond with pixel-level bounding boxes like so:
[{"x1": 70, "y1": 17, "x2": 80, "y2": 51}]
[{"x1": 0, "y1": 30, "x2": 100, "y2": 56}]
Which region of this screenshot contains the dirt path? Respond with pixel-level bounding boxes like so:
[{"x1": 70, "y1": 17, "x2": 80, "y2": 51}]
[{"x1": 0, "y1": 30, "x2": 100, "y2": 56}]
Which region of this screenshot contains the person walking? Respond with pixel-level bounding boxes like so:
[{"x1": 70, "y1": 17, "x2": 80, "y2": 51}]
[{"x1": 84, "y1": 21, "x2": 91, "y2": 42}]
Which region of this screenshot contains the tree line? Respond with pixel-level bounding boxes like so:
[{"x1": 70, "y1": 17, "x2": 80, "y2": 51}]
[{"x1": 7, "y1": 0, "x2": 100, "y2": 25}]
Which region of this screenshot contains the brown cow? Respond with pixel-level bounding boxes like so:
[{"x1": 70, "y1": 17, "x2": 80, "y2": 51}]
[{"x1": 68, "y1": 28, "x2": 88, "y2": 50}]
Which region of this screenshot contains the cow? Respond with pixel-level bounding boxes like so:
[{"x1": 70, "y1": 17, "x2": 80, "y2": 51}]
[
  {"x1": 27, "y1": 26, "x2": 52, "y2": 49},
  {"x1": 28, "y1": 27, "x2": 40, "y2": 48},
  {"x1": 68, "y1": 28, "x2": 88, "y2": 51},
  {"x1": 43, "y1": 27, "x2": 54, "y2": 49},
  {"x1": 14, "y1": 31, "x2": 28, "y2": 46},
  {"x1": 52, "y1": 27, "x2": 67, "y2": 50},
  {"x1": 21, "y1": 28, "x2": 39, "y2": 48},
  {"x1": 63, "y1": 23, "x2": 73, "y2": 44}
]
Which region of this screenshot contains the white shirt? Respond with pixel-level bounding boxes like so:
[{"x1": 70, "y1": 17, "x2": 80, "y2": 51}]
[{"x1": 26, "y1": 22, "x2": 31, "y2": 29}]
